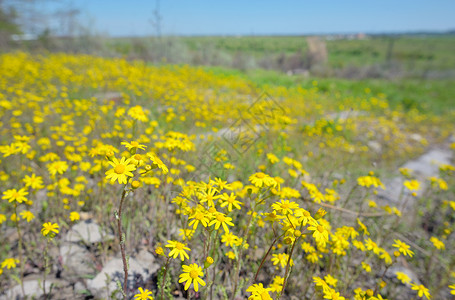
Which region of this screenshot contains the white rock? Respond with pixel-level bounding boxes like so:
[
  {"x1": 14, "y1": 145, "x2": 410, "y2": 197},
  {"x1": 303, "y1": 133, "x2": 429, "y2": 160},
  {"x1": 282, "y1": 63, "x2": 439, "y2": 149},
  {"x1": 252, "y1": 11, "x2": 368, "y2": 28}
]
[
  {"x1": 64, "y1": 220, "x2": 114, "y2": 244},
  {"x1": 1, "y1": 279, "x2": 59, "y2": 300},
  {"x1": 60, "y1": 242, "x2": 93, "y2": 276},
  {"x1": 87, "y1": 257, "x2": 148, "y2": 299}
]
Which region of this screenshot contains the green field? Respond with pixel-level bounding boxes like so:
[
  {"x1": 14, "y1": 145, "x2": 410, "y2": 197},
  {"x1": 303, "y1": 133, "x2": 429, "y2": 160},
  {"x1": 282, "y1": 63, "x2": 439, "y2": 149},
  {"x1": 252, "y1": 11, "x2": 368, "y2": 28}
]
[{"x1": 105, "y1": 34, "x2": 455, "y2": 78}]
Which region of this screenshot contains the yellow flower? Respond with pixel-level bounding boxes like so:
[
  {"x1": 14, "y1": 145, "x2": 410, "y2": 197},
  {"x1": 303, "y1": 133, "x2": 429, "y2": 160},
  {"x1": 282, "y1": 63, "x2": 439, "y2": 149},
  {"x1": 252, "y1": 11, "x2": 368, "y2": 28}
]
[
  {"x1": 271, "y1": 253, "x2": 293, "y2": 269},
  {"x1": 246, "y1": 283, "x2": 272, "y2": 300},
  {"x1": 410, "y1": 283, "x2": 431, "y2": 299},
  {"x1": 165, "y1": 240, "x2": 190, "y2": 261},
  {"x1": 249, "y1": 172, "x2": 277, "y2": 188},
  {"x1": 133, "y1": 287, "x2": 154, "y2": 300},
  {"x1": 1, "y1": 258, "x2": 19, "y2": 269},
  {"x1": 392, "y1": 239, "x2": 414, "y2": 257},
  {"x1": 0, "y1": 214, "x2": 6, "y2": 224},
  {"x1": 225, "y1": 251, "x2": 236, "y2": 260},
  {"x1": 449, "y1": 284, "x2": 455, "y2": 295},
  {"x1": 22, "y1": 174, "x2": 44, "y2": 189},
  {"x1": 271, "y1": 200, "x2": 299, "y2": 215},
  {"x1": 147, "y1": 152, "x2": 168, "y2": 174},
  {"x1": 313, "y1": 277, "x2": 331, "y2": 293},
  {"x1": 269, "y1": 276, "x2": 284, "y2": 293},
  {"x1": 267, "y1": 153, "x2": 280, "y2": 164},
  {"x1": 69, "y1": 211, "x2": 80, "y2": 221},
  {"x1": 128, "y1": 105, "x2": 149, "y2": 122},
  {"x1": 308, "y1": 220, "x2": 329, "y2": 246},
  {"x1": 324, "y1": 274, "x2": 338, "y2": 287},
  {"x1": 208, "y1": 212, "x2": 234, "y2": 233},
  {"x1": 404, "y1": 180, "x2": 420, "y2": 192},
  {"x1": 395, "y1": 271, "x2": 411, "y2": 284},
  {"x1": 155, "y1": 247, "x2": 164, "y2": 256},
  {"x1": 121, "y1": 141, "x2": 147, "y2": 151},
  {"x1": 221, "y1": 232, "x2": 239, "y2": 247},
  {"x1": 219, "y1": 192, "x2": 242, "y2": 212},
  {"x1": 47, "y1": 160, "x2": 69, "y2": 176},
  {"x1": 41, "y1": 222, "x2": 59, "y2": 237},
  {"x1": 361, "y1": 262, "x2": 371, "y2": 272},
  {"x1": 178, "y1": 263, "x2": 206, "y2": 292},
  {"x1": 188, "y1": 208, "x2": 210, "y2": 230},
  {"x1": 105, "y1": 156, "x2": 136, "y2": 184},
  {"x1": 429, "y1": 236, "x2": 445, "y2": 250},
  {"x1": 19, "y1": 210, "x2": 35, "y2": 222},
  {"x1": 2, "y1": 188, "x2": 28, "y2": 203}
]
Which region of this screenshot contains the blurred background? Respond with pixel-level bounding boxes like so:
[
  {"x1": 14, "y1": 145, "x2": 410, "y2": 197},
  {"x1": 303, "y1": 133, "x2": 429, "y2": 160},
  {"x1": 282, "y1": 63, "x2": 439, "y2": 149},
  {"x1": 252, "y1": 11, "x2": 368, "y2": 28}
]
[{"x1": 1, "y1": 0, "x2": 455, "y2": 80}]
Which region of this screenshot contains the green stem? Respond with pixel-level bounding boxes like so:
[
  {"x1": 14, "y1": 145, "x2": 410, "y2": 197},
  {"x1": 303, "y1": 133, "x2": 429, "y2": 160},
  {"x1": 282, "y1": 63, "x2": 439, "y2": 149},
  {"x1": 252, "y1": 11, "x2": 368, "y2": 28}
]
[
  {"x1": 278, "y1": 238, "x2": 298, "y2": 299},
  {"x1": 116, "y1": 186, "x2": 129, "y2": 299},
  {"x1": 14, "y1": 203, "x2": 25, "y2": 297},
  {"x1": 160, "y1": 257, "x2": 171, "y2": 300},
  {"x1": 230, "y1": 204, "x2": 255, "y2": 300}
]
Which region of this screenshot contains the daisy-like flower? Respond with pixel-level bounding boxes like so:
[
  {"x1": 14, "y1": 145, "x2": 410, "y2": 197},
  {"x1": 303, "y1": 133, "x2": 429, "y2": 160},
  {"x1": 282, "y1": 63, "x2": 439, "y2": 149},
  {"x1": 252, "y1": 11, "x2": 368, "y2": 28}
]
[
  {"x1": 246, "y1": 283, "x2": 272, "y2": 300},
  {"x1": 47, "y1": 160, "x2": 69, "y2": 176},
  {"x1": 69, "y1": 211, "x2": 80, "y2": 221},
  {"x1": 188, "y1": 207, "x2": 210, "y2": 230},
  {"x1": 267, "y1": 153, "x2": 280, "y2": 164},
  {"x1": 361, "y1": 261, "x2": 372, "y2": 272},
  {"x1": 392, "y1": 239, "x2": 414, "y2": 257},
  {"x1": 410, "y1": 283, "x2": 431, "y2": 299},
  {"x1": 269, "y1": 276, "x2": 284, "y2": 293},
  {"x1": 22, "y1": 174, "x2": 44, "y2": 190},
  {"x1": 249, "y1": 172, "x2": 277, "y2": 188},
  {"x1": 208, "y1": 212, "x2": 234, "y2": 233},
  {"x1": 19, "y1": 210, "x2": 35, "y2": 222},
  {"x1": 324, "y1": 274, "x2": 338, "y2": 287},
  {"x1": 121, "y1": 141, "x2": 147, "y2": 151},
  {"x1": 313, "y1": 277, "x2": 331, "y2": 294},
  {"x1": 128, "y1": 105, "x2": 149, "y2": 122},
  {"x1": 133, "y1": 287, "x2": 154, "y2": 300},
  {"x1": 147, "y1": 152, "x2": 168, "y2": 174},
  {"x1": 271, "y1": 199, "x2": 299, "y2": 215},
  {"x1": 221, "y1": 232, "x2": 239, "y2": 247},
  {"x1": 198, "y1": 186, "x2": 221, "y2": 207},
  {"x1": 41, "y1": 222, "x2": 59, "y2": 237},
  {"x1": 178, "y1": 263, "x2": 206, "y2": 292},
  {"x1": 2, "y1": 188, "x2": 28, "y2": 203},
  {"x1": 1, "y1": 258, "x2": 19, "y2": 269},
  {"x1": 219, "y1": 192, "x2": 242, "y2": 212},
  {"x1": 308, "y1": 219, "x2": 329, "y2": 246},
  {"x1": 430, "y1": 236, "x2": 445, "y2": 250},
  {"x1": 105, "y1": 156, "x2": 136, "y2": 184},
  {"x1": 395, "y1": 271, "x2": 411, "y2": 284},
  {"x1": 404, "y1": 180, "x2": 420, "y2": 191},
  {"x1": 165, "y1": 240, "x2": 190, "y2": 261},
  {"x1": 271, "y1": 253, "x2": 293, "y2": 269}
]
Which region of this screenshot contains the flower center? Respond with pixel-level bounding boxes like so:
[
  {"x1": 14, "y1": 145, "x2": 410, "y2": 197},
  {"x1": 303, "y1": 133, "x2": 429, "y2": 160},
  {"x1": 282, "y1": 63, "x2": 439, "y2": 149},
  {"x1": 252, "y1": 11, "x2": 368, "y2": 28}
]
[
  {"x1": 216, "y1": 215, "x2": 226, "y2": 222},
  {"x1": 134, "y1": 154, "x2": 142, "y2": 160},
  {"x1": 281, "y1": 203, "x2": 290, "y2": 210},
  {"x1": 195, "y1": 212, "x2": 204, "y2": 220},
  {"x1": 130, "y1": 141, "x2": 139, "y2": 147},
  {"x1": 114, "y1": 164, "x2": 126, "y2": 174},
  {"x1": 256, "y1": 173, "x2": 265, "y2": 178},
  {"x1": 317, "y1": 225, "x2": 324, "y2": 233},
  {"x1": 175, "y1": 242, "x2": 184, "y2": 250},
  {"x1": 260, "y1": 292, "x2": 270, "y2": 299},
  {"x1": 189, "y1": 270, "x2": 199, "y2": 279}
]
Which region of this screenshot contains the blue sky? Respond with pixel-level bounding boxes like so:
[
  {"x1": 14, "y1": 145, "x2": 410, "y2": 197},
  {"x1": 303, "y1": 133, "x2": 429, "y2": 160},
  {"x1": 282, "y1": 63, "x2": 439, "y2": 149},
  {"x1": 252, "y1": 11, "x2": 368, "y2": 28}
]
[{"x1": 48, "y1": 0, "x2": 455, "y2": 36}]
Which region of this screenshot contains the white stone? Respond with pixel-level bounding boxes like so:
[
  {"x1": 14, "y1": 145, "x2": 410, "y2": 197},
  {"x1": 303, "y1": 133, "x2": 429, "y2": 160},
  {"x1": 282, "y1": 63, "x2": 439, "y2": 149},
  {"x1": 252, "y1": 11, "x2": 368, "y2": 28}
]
[{"x1": 64, "y1": 220, "x2": 114, "y2": 244}]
